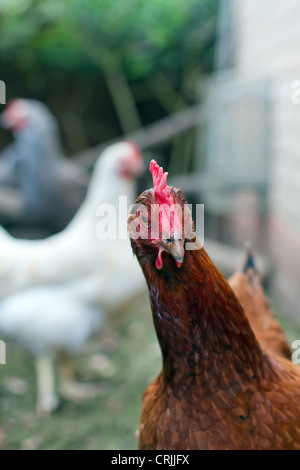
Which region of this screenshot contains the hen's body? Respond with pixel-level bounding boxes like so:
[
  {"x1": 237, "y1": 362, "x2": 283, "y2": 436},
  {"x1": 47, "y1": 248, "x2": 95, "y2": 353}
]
[
  {"x1": 139, "y1": 246, "x2": 300, "y2": 450},
  {"x1": 129, "y1": 163, "x2": 300, "y2": 450},
  {"x1": 0, "y1": 142, "x2": 143, "y2": 299},
  {"x1": 0, "y1": 141, "x2": 146, "y2": 414},
  {"x1": 229, "y1": 270, "x2": 291, "y2": 359}
]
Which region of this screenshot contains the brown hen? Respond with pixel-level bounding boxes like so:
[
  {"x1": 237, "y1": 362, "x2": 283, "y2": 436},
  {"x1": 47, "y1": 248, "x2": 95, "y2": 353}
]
[
  {"x1": 128, "y1": 160, "x2": 300, "y2": 450},
  {"x1": 229, "y1": 246, "x2": 291, "y2": 359}
]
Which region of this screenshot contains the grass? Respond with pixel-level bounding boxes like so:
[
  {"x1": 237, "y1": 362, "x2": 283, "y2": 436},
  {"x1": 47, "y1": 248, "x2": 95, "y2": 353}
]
[{"x1": 0, "y1": 294, "x2": 300, "y2": 450}]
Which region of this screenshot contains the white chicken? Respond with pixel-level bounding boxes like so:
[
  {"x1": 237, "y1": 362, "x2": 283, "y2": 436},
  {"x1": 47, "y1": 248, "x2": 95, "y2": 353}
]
[{"x1": 0, "y1": 141, "x2": 146, "y2": 414}]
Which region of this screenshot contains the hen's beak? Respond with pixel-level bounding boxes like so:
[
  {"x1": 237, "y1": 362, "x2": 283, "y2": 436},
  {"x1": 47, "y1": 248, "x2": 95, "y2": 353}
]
[{"x1": 162, "y1": 238, "x2": 185, "y2": 264}]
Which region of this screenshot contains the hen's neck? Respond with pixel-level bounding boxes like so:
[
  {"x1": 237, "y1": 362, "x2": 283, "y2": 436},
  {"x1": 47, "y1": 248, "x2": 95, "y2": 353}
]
[
  {"x1": 69, "y1": 168, "x2": 136, "y2": 233},
  {"x1": 141, "y1": 240, "x2": 272, "y2": 390}
]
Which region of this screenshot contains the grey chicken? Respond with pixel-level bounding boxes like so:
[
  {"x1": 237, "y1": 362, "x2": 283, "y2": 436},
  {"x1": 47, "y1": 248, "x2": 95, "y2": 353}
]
[{"x1": 0, "y1": 98, "x2": 89, "y2": 232}]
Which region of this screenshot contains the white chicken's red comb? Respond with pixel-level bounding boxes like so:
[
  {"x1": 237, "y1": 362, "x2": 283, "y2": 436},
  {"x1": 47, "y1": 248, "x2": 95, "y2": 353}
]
[
  {"x1": 150, "y1": 160, "x2": 173, "y2": 205},
  {"x1": 126, "y1": 139, "x2": 141, "y2": 161}
]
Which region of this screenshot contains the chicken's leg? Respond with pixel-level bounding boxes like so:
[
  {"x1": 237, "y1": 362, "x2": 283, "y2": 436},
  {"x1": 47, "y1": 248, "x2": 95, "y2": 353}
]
[{"x1": 35, "y1": 356, "x2": 58, "y2": 416}]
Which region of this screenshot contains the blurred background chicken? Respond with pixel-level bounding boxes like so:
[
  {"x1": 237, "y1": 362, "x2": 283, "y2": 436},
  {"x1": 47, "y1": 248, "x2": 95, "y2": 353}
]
[
  {"x1": 0, "y1": 141, "x2": 146, "y2": 414},
  {"x1": 229, "y1": 244, "x2": 292, "y2": 360},
  {"x1": 0, "y1": 98, "x2": 89, "y2": 235},
  {"x1": 0, "y1": 142, "x2": 143, "y2": 297}
]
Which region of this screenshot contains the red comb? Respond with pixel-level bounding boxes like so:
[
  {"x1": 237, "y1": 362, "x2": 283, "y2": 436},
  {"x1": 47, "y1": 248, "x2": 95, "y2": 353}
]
[
  {"x1": 126, "y1": 139, "x2": 141, "y2": 161},
  {"x1": 6, "y1": 98, "x2": 20, "y2": 110},
  {"x1": 150, "y1": 160, "x2": 172, "y2": 205}
]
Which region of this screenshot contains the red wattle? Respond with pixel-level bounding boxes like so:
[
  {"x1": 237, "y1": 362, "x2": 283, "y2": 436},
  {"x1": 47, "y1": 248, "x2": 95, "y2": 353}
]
[{"x1": 155, "y1": 248, "x2": 164, "y2": 270}]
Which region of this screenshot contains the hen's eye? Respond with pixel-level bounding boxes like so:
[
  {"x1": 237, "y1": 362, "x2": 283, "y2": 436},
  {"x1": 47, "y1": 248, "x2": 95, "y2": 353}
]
[{"x1": 140, "y1": 215, "x2": 149, "y2": 227}]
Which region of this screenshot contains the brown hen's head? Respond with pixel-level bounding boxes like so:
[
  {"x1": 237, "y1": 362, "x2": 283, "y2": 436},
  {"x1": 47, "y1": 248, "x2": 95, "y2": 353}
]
[{"x1": 128, "y1": 160, "x2": 194, "y2": 271}]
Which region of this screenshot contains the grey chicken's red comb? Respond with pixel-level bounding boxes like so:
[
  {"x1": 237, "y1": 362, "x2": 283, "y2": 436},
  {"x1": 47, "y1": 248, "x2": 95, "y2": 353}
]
[{"x1": 150, "y1": 160, "x2": 173, "y2": 205}]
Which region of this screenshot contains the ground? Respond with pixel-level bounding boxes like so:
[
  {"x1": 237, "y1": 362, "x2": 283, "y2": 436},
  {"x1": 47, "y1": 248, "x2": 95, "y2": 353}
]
[
  {"x1": 0, "y1": 295, "x2": 299, "y2": 450},
  {"x1": 0, "y1": 295, "x2": 160, "y2": 450}
]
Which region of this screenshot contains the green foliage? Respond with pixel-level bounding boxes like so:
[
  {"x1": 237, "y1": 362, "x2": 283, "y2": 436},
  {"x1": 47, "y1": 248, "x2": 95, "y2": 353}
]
[
  {"x1": 0, "y1": 0, "x2": 219, "y2": 79},
  {"x1": 0, "y1": 0, "x2": 220, "y2": 150}
]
